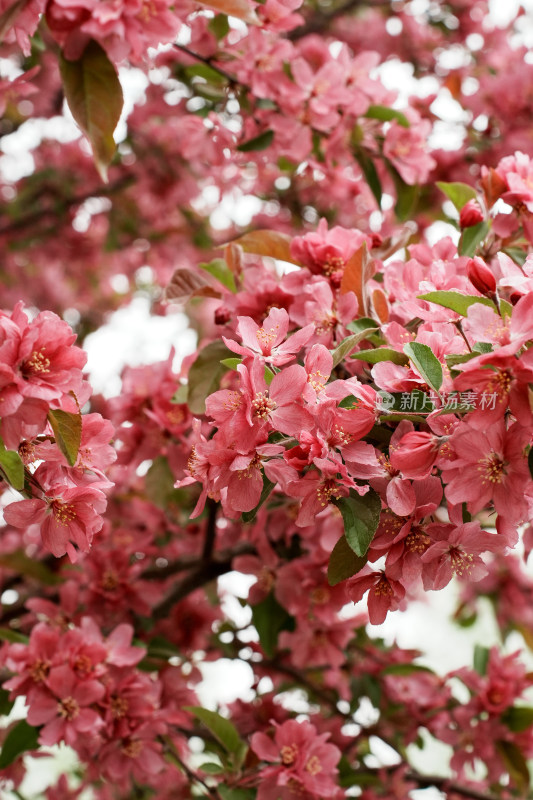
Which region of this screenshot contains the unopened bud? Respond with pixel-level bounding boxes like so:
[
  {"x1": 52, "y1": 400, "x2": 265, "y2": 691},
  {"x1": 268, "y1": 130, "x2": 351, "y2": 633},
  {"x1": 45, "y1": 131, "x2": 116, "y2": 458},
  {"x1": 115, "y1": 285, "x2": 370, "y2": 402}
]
[
  {"x1": 214, "y1": 306, "x2": 231, "y2": 325},
  {"x1": 459, "y1": 199, "x2": 484, "y2": 228},
  {"x1": 467, "y1": 257, "x2": 497, "y2": 295}
]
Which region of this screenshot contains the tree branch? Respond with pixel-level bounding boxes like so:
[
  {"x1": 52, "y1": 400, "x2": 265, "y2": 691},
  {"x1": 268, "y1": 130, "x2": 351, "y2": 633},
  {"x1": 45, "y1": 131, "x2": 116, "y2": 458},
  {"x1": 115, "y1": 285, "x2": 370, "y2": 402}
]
[
  {"x1": 0, "y1": 175, "x2": 135, "y2": 237},
  {"x1": 151, "y1": 540, "x2": 257, "y2": 618},
  {"x1": 287, "y1": 0, "x2": 391, "y2": 41}
]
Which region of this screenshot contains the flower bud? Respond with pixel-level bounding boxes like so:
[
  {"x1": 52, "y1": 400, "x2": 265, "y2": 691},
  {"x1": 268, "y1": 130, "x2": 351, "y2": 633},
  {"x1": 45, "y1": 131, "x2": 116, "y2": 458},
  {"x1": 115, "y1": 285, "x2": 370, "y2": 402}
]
[
  {"x1": 467, "y1": 257, "x2": 497, "y2": 295},
  {"x1": 459, "y1": 199, "x2": 484, "y2": 228},
  {"x1": 389, "y1": 431, "x2": 441, "y2": 479}
]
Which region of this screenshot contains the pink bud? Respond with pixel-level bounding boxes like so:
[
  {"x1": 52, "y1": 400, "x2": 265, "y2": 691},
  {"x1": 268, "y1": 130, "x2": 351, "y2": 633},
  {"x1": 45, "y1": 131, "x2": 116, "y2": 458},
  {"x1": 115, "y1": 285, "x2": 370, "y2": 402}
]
[
  {"x1": 460, "y1": 199, "x2": 484, "y2": 228},
  {"x1": 467, "y1": 257, "x2": 497, "y2": 295},
  {"x1": 389, "y1": 431, "x2": 440, "y2": 479}
]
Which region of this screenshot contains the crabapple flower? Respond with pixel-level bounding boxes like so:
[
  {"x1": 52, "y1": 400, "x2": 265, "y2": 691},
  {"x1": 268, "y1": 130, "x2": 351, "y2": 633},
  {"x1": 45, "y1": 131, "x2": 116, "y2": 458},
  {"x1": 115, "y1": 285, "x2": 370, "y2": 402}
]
[
  {"x1": 346, "y1": 569, "x2": 406, "y2": 624},
  {"x1": 223, "y1": 306, "x2": 314, "y2": 365},
  {"x1": 4, "y1": 466, "x2": 108, "y2": 560},
  {"x1": 290, "y1": 218, "x2": 367, "y2": 277},
  {"x1": 251, "y1": 719, "x2": 341, "y2": 799},
  {"x1": 27, "y1": 664, "x2": 104, "y2": 747}
]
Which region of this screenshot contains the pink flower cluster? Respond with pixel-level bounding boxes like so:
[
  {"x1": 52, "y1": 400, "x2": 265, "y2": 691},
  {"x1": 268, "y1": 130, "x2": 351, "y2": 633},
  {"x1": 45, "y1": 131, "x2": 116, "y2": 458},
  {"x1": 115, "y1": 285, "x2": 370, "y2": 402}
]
[
  {"x1": 1, "y1": 618, "x2": 194, "y2": 789},
  {"x1": 0, "y1": 303, "x2": 114, "y2": 560},
  {"x1": 181, "y1": 183, "x2": 533, "y2": 624}
]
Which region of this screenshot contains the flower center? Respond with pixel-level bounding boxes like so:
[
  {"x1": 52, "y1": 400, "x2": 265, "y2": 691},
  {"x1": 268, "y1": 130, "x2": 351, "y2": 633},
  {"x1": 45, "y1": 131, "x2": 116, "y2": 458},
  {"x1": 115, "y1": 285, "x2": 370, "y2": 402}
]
[
  {"x1": 30, "y1": 659, "x2": 50, "y2": 682},
  {"x1": 405, "y1": 527, "x2": 431, "y2": 554},
  {"x1": 122, "y1": 739, "x2": 143, "y2": 758},
  {"x1": 449, "y1": 547, "x2": 474, "y2": 576},
  {"x1": 256, "y1": 323, "x2": 279, "y2": 349},
  {"x1": 316, "y1": 478, "x2": 341, "y2": 508},
  {"x1": 374, "y1": 575, "x2": 393, "y2": 597},
  {"x1": 51, "y1": 500, "x2": 76, "y2": 525},
  {"x1": 252, "y1": 391, "x2": 276, "y2": 419},
  {"x1": 111, "y1": 695, "x2": 129, "y2": 719},
  {"x1": 58, "y1": 696, "x2": 80, "y2": 720},
  {"x1": 477, "y1": 452, "x2": 505, "y2": 484},
  {"x1": 23, "y1": 349, "x2": 51, "y2": 375},
  {"x1": 281, "y1": 743, "x2": 298, "y2": 766},
  {"x1": 306, "y1": 755, "x2": 322, "y2": 775},
  {"x1": 101, "y1": 570, "x2": 120, "y2": 591}
]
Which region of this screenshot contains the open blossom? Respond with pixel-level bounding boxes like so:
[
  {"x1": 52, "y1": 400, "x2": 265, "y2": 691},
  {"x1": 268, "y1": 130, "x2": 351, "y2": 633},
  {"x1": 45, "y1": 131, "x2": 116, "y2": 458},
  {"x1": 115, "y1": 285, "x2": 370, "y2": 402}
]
[
  {"x1": 27, "y1": 664, "x2": 104, "y2": 747},
  {"x1": 346, "y1": 569, "x2": 406, "y2": 624},
  {"x1": 4, "y1": 465, "x2": 108, "y2": 560},
  {"x1": 421, "y1": 521, "x2": 502, "y2": 591},
  {"x1": 223, "y1": 306, "x2": 314, "y2": 365},
  {"x1": 440, "y1": 419, "x2": 531, "y2": 527},
  {"x1": 290, "y1": 218, "x2": 367, "y2": 277},
  {"x1": 251, "y1": 719, "x2": 341, "y2": 799}
]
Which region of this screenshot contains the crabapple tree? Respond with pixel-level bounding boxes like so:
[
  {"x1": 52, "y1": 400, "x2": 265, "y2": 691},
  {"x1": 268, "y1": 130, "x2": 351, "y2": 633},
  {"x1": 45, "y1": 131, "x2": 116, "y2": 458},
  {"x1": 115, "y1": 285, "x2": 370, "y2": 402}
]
[{"x1": 2, "y1": 1, "x2": 533, "y2": 799}]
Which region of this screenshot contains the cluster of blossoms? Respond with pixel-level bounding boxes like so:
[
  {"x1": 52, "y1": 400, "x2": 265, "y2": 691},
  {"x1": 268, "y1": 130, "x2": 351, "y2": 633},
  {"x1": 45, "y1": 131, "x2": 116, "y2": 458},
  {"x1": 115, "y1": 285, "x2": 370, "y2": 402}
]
[
  {"x1": 5, "y1": 0, "x2": 533, "y2": 799},
  {"x1": 1, "y1": 619, "x2": 196, "y2": 792},
  {"x1": 180, "y1": 152, "x2": 533, "y2": 627},
  {"x1": 0, "y1": 303, "x2": 114, "y2": 560}
]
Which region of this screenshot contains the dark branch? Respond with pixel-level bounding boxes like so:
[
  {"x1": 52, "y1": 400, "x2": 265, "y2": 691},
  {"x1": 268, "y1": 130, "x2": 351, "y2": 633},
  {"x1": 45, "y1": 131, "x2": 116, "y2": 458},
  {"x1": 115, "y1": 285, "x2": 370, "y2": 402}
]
[
  {"x1": 152, "y1": 540, "x2": 257, "y2": 618},
  {"x1": 287, "y1": 0, "x2": 391, "y2": 41},
  {"x1": 0, "y1": 175, "x2": 135, "y2": 237}
]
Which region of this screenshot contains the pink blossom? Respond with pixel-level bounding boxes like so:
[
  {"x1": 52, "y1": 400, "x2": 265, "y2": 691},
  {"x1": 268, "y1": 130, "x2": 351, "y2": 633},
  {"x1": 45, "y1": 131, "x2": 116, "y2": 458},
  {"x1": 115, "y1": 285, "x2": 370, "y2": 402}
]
[{"x1": 251, "y1": 719, "x2": 341, "y2": 799}]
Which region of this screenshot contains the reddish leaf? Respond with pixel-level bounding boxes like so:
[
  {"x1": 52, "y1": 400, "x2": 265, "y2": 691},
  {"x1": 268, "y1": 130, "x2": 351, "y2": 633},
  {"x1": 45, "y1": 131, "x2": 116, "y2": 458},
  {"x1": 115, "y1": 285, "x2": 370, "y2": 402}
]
[
  {"x1": 196, "y1": 0, "x2": 260, "y2": 24},
  {"x1": 371, "y1": 288, "x2": 389, "y2": 324},
  {"x1": 340, "y1": 243, "x2": 373, "y2": 315},
  {"x1": 225, "y1": 230, "x2": 298, "y2": 265},
  {"x1": 166, "y1": 269, "x2": 222, "y2": 303}
]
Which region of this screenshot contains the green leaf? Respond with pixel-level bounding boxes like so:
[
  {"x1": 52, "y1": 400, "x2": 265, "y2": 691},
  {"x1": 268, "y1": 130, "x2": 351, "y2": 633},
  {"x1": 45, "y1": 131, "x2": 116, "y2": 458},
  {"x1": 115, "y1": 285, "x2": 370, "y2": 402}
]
[
  {"x1": 529, "y1": 447, "x2": 533, "y2": 482},
  {"x1": 185, "y1": 63, "x2": 226, "y2": 85},
  {"x1": 473, "y1": 644, "x2": 490, "y2": 676},
  {"x1": 237, "y1": 130, "x2": 274, "y2": 152},
  {"x1": 187, "y1": 340, "x2": 232, "y2": 415},
  {"x1": 0, "y1": 439, "x2": 24, "y2": 490},
  {"x1": 218, "y1": 788, "x2": 255, "y2": 800},
  {"x1": 496, "y1": 740, "x2": 530, "y2": 793},
  {"x1": 171, "y1": 384, "x2": 189, "y2": 404},
  {"x1": 145, "y1": 457, "x2": 184, "y2": 510},
  {"x1": 354, "y1": 147, "x2": 382, "y2": 207},
  {"x1": 351, "y1": 348, "x2": 409, "y2": 366},
  {"x1": 208, "y1": 13, "x2": 230, "y2": 39},
  {"x1": 458, "y1": 221, "x2": 490, "y2": 257},
  {"x1": 264, "y1": 366, "x2": 275, "y2": 386},
  {"x1": 386, "y1": 162, "x2": 419, "y2": 222},
  {"x1": 146, "y1": 636, "x2": 180, "y2": 660},
  {"x1": 436, "y1": 181, "x2": 477, "y2": 212},
  {"x1": 331, "y1": 328, "x2": 379, "y2": 368},
  {"x1": 0, "y1": 720, "x2": 40, "y2": 769},
  {"x1": 184, "y1": 707, "x2": 244, "y2": 755},
  {"x1": 502, "y1": 706, "x2": 533, "y2": 733},
  {"x1": 241, "y1": 476, "x2": 275, "y2": 524},
  {"x1": 364, "y1": 105, "x2": 409, "y2": 128},
  {"x1": 403, "y1": 342, "x2": 443, "y2": 393},
  {"x1": 0, "y1": 628, "x2": 28, "y2": 644},
  {"x1": 502, "y1": 247, "x2": 527, "y2": 267},
  {"x1": 333, "y1": 488, "x2": 381, "y2": 557},
  {"x1": 200, "y1": 762, "x2": 225, "y2": 774},
  {"x1": 0, "y1": 688, "x2": 14, "y2": 716},
  {"x1": 327, "y1": 534, "x2": 367, "y2": 586},
  {"x1": 0, "y1": 550, "x2": 62, "y2": 586},
  {"x1": 60, "y1": 40, "x2": 124, "y2": 182},
  {"x1": 251, "y1": 591, "x2": 295, "y2": 657},
  {"x1": 48, "y1": 409, "x2": 82, "y2": 467},
  {"x1": 199, "y1": 258, "x2": 236, "y2": 292},
  {"x1": 220, "y1": 358, "x2": 242, "y2": 371},
  {"x1": 382, "y1": 663, "x2": 434, "y2": 676},
  {"x1": 418, "y1": 290, "x2": 496, "y2": 317},
  {"x1": 394, "y1": 178, "x2": 419, "y2": 222}
]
